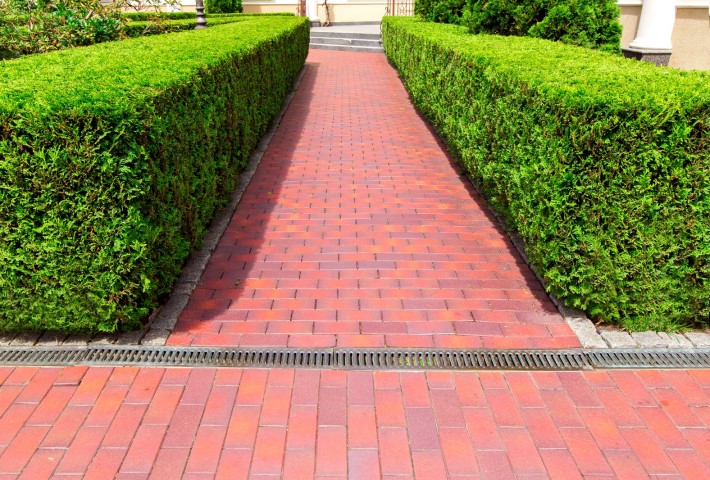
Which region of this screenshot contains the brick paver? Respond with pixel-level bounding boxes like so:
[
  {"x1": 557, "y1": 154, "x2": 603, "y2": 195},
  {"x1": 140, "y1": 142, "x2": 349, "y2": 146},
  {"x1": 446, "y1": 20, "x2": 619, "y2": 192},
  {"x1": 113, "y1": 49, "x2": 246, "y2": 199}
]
[
  {"x1": 168, "y1": 49, "x2": 579, "y2": 349},
  {"x1": 1, "y1": 366, "x2": 709, "y2": 479}
]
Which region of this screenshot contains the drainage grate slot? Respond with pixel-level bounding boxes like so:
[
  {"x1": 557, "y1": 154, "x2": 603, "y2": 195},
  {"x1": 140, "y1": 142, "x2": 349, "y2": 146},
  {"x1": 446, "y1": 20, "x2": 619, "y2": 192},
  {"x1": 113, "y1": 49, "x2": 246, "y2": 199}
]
[
  {"x1": 332, "y1": 349, "x2": 591, "y2": 371},
  {"x1": 585, "y1": 349, "x2": 710, "y2": 369},
  {"x1": 0, "y1": 347, "x2": 86, "y2": 366}
]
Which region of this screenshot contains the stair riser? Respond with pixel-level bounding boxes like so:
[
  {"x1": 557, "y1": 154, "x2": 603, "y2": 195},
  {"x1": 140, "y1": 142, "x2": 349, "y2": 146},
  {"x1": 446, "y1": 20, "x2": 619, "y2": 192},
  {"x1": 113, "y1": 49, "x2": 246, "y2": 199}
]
[
  {"x1": 309, "y1": 31, "x2": 381, "y2": 40},
  {"x1": 309, "y1": 44, "x2": 385, "y2": 53},
  {"x1": 310, "y1": 37, "x2": 382, "y2": 47}
]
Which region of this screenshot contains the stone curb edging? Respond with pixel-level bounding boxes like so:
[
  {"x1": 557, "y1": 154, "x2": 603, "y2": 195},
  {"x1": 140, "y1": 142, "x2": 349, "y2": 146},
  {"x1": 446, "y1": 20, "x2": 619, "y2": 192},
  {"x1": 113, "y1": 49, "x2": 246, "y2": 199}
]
[{"x1": 0, "y1": 65, "x2": 309, "y2": 349}]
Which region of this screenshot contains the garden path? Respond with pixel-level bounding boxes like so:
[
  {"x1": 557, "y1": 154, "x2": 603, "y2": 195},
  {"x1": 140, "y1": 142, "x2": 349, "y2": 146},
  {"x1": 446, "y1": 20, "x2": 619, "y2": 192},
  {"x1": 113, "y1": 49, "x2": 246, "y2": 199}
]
[
  {"x1": 168, "y1": 49, "x2": 579, "y2": 350},
  {"x1": 0, "y1": 49, "x2": 708, "y2": 479}
]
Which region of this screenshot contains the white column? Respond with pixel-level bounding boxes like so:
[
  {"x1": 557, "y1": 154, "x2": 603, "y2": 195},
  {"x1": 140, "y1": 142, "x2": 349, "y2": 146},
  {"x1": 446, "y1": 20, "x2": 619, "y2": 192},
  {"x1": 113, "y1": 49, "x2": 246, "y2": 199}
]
[
  {"x1": 306, "y1": 0, "x2": 320, "y2": 23},
  {"x1": 629, "y1": 0, "x2": 677, "y2": 51}
]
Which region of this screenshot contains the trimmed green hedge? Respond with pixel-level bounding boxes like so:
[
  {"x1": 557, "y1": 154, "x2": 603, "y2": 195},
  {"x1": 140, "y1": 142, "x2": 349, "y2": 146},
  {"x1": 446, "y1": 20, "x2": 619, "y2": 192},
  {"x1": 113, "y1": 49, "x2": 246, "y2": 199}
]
[
  {"x1": 120, "y1": 12, "x2": 293, "y2": 22},
  {"x1": 383, "y1": 17, "x2": 710, "y2": 331},
  {"x1": 0, "y1": 16, "x2": 309, "y2": 333},
  {"x1": 466, "y1": 0, "x2": 622, "y2": 54},
  {"x1": 123, "y1": 15, "x2": 246, "y2": 37}
]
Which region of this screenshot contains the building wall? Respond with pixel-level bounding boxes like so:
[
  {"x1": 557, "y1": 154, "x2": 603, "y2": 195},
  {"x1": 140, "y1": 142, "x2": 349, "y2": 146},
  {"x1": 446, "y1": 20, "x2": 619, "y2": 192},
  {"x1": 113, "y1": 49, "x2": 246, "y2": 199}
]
[
  {"x1": 242, "y1": 1, "x2": 386, "y2": 22},
  {"x1": 620, "y1": 2, "x2": 710, "y2": 70},
  {"x1": 176, "y1": 0, "x2": 709, "y2": 70},
  {"x1": 669, "y1": 7, "x2": 710, "y2": 70},
  {"x1": 316, "y1": 3, "x2": 387, "y2": 23}
]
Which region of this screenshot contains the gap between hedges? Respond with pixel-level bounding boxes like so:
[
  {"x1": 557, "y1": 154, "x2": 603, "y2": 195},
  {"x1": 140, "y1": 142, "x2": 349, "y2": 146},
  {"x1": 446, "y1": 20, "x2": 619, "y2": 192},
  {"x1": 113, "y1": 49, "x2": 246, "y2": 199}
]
[
  {"x1": 0, "y1": 16, "x2": 310, "y2": 334},
  {"x1": 382, "y1": 17, "x2": 709, "y2": 332}
]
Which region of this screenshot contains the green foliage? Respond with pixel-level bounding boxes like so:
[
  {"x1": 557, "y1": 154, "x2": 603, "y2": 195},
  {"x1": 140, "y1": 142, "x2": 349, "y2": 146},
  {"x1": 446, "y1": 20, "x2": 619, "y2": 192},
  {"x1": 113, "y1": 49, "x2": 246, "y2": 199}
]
[
  {"x1": 382, "y1": 17, "x2": 710, "y2": 331},
  {"x1": 415, "y1": 0, "x2": 467, "y2": 25},
  {"x1": 0, "y1": 16, "x2": 310, "y2": 333},
  {"x1": 466, "y1": 0, "x2": 547, "y2": 36},
  {"x1": 0, "y1": 0, "x2": 123, "y2": 60},
  {"x1": 123, "y1": 14, "x2": 247, "y2": 37},
  {"x1": 465, "y1": 0, "x2": 621, "y2": 53},
  {"x1": 121, "y1": 11, "x2": 198, "y2": 21},
  {"x1": 205, "y1": 0, "x2": 242, "y2": 14},
  {"x1": 121, "y1": 12, "x2": 294, "y2": 36}
]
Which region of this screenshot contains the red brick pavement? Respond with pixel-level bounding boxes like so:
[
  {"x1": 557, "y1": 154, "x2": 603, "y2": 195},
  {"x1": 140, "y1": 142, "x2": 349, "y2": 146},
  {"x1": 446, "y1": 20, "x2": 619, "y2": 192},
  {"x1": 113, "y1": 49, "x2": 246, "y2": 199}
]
[
  {"x1": 1, "y1": 365, "x2": 709, "y2": 479},
  {"x1": 168, "y1": 49, "x2": 579, "y2": 350}
]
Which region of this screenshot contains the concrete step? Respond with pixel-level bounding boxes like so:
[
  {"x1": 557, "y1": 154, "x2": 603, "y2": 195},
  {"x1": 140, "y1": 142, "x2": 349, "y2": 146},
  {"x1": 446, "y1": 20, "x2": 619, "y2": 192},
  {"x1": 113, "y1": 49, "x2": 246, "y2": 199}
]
[
  {"x1": 309, "y1": 31, "x2": 382, "y2": 40},
  {"x1": 309, "y1": 43, "x2": 385, "y2": 53},
  {"x1": 310, "y1": 36, "x2": 382, "y2": 47}
]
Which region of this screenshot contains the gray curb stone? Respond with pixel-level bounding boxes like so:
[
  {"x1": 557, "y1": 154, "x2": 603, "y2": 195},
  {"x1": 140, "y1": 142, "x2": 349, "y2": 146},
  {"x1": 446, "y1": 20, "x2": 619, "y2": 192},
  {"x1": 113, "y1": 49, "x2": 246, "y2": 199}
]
[
  {"x1": 141, "y1": 329, "x2": 171, "y2": 346},
  {"x1": 89, "y1": 334, "x2": 120, "y2": 345},
  {"x1": 10, "y1": 332, "x2": 41, "y2": 346},
  {"x1": 684, "y1": 332, "x2": 710, "y2": 348},
  {"x1": 600, "y1": 331, "x2": 638, "y2": 348},
  {"x1": 631, "y1": 331, "x2": 667, "y2": 348},
  {"x1": 115, "y1": 331, "x2": 145, "y2": 345},
  {"x1": 564, "y1": 317, "x2": 607, "y2": 349},
  {"x1": 36, "y1": 332, "x2": 68, "y2": 346},
  {"x1": 62, "y1": 334, "x2": 92, "y2": 346},
  {"x1": 658, "y1": 332, "x2": 694, "y2": 348}
]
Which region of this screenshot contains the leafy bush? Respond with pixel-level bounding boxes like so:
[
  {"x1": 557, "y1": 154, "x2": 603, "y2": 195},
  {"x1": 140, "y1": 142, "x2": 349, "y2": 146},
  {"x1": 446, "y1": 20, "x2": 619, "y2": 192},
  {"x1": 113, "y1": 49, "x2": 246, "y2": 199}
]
[
  {"x1": 205, "y1": 0, "x2": 242, "y2": 14},
  {"x1": 465, "y1": 0, "x2": 621, "y2": 53},
  {"x1": 121, "y1": 12, "x2": 293, "y2": 36},
  {"x1": 466, "y1": 0, "x2": 547, "y2": 36},
  {"x1": 121, "y1": 11, "x2": 198, "y2": 21},
  {"x1": 0, "y1": 0, "x2": 123, "y2": 60},
  {"x1": 123, "y1": 14, "x2": 247, "y2": 37},
  {"x1": 415, "y1": 0, "x2": 467, "y2": 25},
  {"x1": 383, "y1": 17, "x2": 710, "y2": 331},
  {"x1": 0, "y1": 16, "x2": 309, "y2": 333}
]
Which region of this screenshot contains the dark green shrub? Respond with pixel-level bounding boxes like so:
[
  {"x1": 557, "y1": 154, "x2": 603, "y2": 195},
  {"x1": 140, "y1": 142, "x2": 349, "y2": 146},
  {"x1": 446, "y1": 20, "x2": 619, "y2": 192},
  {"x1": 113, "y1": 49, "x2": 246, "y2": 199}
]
[
  {"x1": 383, "y1": 17, "x2": 710, "y2": 331},
  {"x1": 415, "y1": 0, "x2": 467, "y2": 25},
  {"x1": 205, "y1": 0, "x2": 243, "y2": 14},
  {"x1": 466, "y1": 0, "x2": 621, "y2": 53},
  {"x1": 0, "y1": 16, "x2": 309, "y2": 333},
  {"x1": 466, "y1": 0, "x2": 547, "y2": 36},
  {"x1": 527, "y1": 0, "x2": 622, "y2": 53}
]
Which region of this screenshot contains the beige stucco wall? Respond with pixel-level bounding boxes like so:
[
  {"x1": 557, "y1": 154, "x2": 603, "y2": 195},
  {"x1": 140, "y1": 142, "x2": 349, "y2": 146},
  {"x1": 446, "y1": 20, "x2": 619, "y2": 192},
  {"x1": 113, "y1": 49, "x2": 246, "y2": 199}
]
[
  {"x1": 670, "y1": 8, "x2": 710, "y2": 70},
  {"x1": 242, "y1": 4, "x2": 299, "y2": 15},
  {"x1": 620, "y1": 5, "x2": 710, "y2": 70},
  {"x1": 243, "y1": 2, "x2": 386, "y2": 22},
  {"x1": 316, "y1": 4, "x2": 386, "y2": 23}
]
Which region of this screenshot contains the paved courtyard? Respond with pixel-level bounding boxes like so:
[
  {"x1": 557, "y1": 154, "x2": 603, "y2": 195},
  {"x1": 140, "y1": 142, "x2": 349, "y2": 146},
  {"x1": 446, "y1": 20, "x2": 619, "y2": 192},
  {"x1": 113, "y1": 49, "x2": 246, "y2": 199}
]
[{"x1": 0, "y1": 49, "x2": 708, "y2": 479}]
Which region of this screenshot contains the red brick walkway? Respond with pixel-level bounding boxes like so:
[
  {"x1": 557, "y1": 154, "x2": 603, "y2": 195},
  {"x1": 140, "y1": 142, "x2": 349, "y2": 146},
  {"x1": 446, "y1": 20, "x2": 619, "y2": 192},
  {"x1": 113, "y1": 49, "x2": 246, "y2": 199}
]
[
  {"x1": 1, "y1": 365, "x2": 709, "y2": 479},
  {"x1": 168, "y1": 50, "x2": 579, "y2": 350},
  {"x1": 3, "y1": 51, "x2": 709, "y2": 480}
]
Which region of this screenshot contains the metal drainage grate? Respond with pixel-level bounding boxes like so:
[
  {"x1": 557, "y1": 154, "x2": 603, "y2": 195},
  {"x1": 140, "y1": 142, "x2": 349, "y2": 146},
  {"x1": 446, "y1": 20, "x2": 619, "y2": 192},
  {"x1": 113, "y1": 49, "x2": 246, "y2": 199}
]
[
  {"x1": 0, "y1": 346, "x2": 87, "y2": 366},
  {"x1": 1, "y1": 346, "x2": 710, "y2": 370},
  {"x1": 334, "y1": 349, "x2": 590, "y2": 370},
  {"x1": 83, "y1": 346, "x2": 333, "y2": 369},
  {"x1": 586, "y1": 349, "x2": 710, "y2": 369}
]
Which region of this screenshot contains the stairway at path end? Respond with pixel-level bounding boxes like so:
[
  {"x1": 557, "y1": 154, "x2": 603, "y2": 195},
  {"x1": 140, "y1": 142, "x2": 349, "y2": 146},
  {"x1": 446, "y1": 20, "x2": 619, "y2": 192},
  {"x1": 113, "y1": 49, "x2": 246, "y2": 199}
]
[{"x1": 310, "y1": 24, "x2": 384, "y2": 53}]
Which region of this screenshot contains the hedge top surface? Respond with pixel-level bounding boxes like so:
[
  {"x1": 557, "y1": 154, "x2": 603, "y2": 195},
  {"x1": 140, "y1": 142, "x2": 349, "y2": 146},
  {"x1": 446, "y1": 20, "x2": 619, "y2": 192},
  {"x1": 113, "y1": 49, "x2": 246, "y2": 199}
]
[
  {"x1": 0, "y1": 16, "x2": 306, "y2": 115},
  {"x1": 384, "y1": 18, "x2": 709, "y2": 109}
]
